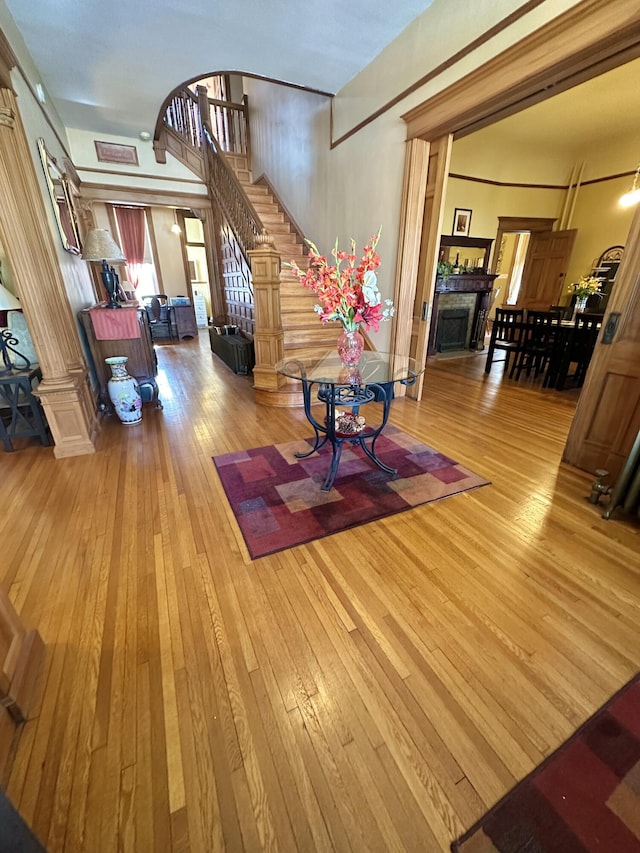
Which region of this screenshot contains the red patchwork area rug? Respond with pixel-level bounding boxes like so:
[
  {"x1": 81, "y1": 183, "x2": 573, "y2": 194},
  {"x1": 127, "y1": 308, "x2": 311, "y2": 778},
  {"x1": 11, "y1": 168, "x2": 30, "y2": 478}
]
[
  {"x1": 452, "y1": 672, "x2": 640, "y2": 853},
  {"x1": 212, "y1": 425, "x2": 489, "y2": 559}
]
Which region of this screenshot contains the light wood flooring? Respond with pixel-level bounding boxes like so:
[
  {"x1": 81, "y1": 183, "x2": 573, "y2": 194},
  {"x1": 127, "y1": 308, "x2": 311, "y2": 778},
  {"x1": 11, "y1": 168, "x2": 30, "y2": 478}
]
[{"x1": 1, "y1": 335, "x2": 638, "y2": 852}]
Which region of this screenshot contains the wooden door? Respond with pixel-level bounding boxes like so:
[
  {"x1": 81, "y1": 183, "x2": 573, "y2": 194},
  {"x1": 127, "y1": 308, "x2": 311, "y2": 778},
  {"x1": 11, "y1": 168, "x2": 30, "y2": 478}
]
[
  {"x1": 517, "y1": 229, "x2": 576, "y2": 309},
  {"x1": 563, "y1": 206, "x2": 640, "y2": 481}
]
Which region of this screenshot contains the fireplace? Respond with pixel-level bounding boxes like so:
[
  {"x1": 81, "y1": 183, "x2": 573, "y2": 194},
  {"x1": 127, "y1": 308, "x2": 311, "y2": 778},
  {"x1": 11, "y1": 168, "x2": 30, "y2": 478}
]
[
  {"x1": 436, "y1": 308, "x2": 470, "y2": 352},
  {"x1": 427, "y1": 272, "x2": 498, "y2": 356}
]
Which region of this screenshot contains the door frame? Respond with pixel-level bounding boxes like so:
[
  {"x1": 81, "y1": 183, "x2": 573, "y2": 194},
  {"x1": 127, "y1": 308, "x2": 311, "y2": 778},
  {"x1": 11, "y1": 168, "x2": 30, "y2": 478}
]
[{"x1": 392, "y1": 0, "x2": 640, "y2": 401}]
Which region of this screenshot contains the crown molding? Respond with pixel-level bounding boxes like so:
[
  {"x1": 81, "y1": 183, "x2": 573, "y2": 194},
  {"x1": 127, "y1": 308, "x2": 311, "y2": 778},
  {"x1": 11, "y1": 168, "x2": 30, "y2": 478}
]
[{"x1": 0, "y1": 28, "x2": 17, "y2": 91}]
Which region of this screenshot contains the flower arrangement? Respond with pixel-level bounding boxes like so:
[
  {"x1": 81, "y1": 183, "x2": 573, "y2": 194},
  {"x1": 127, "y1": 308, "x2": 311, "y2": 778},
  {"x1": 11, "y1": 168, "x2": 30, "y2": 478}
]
[
  {"x1": 568, "y1": 275, "x2": 603, "y2": 300},
  {"x1": 287, "y1": 229, "x2": 395, "y2": 332}
]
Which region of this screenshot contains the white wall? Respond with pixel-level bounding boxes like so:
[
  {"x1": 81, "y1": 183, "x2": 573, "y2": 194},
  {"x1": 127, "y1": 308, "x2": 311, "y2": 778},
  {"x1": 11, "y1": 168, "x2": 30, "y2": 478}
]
[
  {"x1": 242, "y1": 78, "x2": 331, "y2": 244},
  {"x1": 67, "y1": 128, "x2": 207, "y2": 196}
]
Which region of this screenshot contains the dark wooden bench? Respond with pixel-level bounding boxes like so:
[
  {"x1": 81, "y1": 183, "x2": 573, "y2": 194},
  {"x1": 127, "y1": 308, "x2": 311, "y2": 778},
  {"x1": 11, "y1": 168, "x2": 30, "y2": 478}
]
[{"x1": 209, "y1": 329, "x2": 255, "y2": 375}]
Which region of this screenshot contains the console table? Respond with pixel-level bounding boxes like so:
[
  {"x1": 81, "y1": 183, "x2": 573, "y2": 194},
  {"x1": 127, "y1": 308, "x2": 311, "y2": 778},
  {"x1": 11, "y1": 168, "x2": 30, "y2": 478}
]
[
  {"x1": 276, "y1": 350, "x2": 422, "y2": 491},
  {"x1": 79, "y1": 307, "x2": 161, "y2": 410}
]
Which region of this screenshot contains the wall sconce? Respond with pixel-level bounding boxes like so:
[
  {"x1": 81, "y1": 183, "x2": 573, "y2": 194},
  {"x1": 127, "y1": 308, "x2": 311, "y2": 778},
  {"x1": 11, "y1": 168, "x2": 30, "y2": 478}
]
[{"x1": 620, "y1": 163, "x2": 640, "y2": 207}]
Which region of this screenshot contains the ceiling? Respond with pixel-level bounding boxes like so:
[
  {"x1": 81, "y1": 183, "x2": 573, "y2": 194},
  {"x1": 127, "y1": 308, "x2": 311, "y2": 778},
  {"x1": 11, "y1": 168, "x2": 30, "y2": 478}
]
[
  {"x1": 4, "y1": 2, "x2": 639, "y2": 154},
  {"x1": 4, "y1": 0, "x2": 434, "y2": 137},
  {"x1": 470, "y1": 57, "x2": 640, "y2": 152}
]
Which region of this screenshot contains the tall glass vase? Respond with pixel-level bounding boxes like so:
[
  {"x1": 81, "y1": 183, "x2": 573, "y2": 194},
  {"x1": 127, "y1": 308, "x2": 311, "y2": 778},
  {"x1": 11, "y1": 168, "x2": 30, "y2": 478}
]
[
  {"x1": 336, "y1": 327, "x2": 364, "y2": 365},
  {"x1": 572, "y1": 296, "x2": 588, "y2": 321}
]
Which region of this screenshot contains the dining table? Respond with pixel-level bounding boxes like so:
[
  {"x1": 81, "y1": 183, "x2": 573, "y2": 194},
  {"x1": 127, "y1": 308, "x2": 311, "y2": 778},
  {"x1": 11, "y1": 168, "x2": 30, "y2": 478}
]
[{"x1": 275, "y1": 350, "x2": 423, "y2": 491}]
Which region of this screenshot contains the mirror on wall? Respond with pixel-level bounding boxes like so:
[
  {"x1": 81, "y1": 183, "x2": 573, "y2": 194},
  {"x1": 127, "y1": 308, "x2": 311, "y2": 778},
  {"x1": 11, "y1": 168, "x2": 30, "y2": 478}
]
[{"x1": 37, "y1": 138, "x2": 81, "y2": 254}]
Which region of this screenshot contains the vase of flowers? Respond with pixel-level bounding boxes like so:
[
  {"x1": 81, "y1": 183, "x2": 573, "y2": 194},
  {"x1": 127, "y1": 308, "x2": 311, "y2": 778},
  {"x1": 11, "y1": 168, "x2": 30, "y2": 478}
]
[
  {"x1": 568, "y1": 275, "x2": 602, "y2": 320},
  {"x1": 287, "y1": 229, "x2": 395, "y2": 364}
]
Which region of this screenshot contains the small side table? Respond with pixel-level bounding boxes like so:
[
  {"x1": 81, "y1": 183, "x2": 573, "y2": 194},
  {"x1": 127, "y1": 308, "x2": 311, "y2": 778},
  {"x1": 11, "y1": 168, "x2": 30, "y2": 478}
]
[
  {"x1": 276, "y1": 351, "x2": 422, "y2": 491},
  {"x1": 0, "y1": 368, "x2": 51, "y2": 452}
]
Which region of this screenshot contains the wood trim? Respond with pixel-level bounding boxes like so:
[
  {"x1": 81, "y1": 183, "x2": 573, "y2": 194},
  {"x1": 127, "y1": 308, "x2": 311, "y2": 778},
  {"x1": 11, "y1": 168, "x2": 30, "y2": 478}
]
[
  {"x1": 80, "y1": 183, "x2": 210, "y2": 208},
  {"x1": 77, "y1": 166, "x2": 204, "y2": 185},
  {"x1": 330, "y1": 0, "x2": 548, "y2": 149},
  {"x1": 408, "y1": 135, "x2": 453, "y2": 400},
  {"x1": 0, "y1": 86, "x2": 97, "y2": 456},
  {"x1": 450, "y1": 169, "x2": 637, "y2": 190},
  {"x1": 449, "y1": 172, "x2": 567, "y2": 191},
  {"x1": 402, "y1": 0, "x2": 640, "y2": 141},
  {"x1": 390, "y1": 138, "x2": 430, "y2": 369},
  {"x1": 0, "y1": 27, "x2": 17, "y2": 91},
  {"x1": 491, "y1": 217, "x2": 557, "y2": 274},
  {"x1": 145, "y1": 206, "x2": 165, "y2": 293}
]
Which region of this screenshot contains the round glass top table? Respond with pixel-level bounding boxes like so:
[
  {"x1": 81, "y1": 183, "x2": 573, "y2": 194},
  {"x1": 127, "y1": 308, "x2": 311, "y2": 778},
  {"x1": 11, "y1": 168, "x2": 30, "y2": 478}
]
[{"x1": 275, "y1": 350, "x2": 423, "y2": 491}]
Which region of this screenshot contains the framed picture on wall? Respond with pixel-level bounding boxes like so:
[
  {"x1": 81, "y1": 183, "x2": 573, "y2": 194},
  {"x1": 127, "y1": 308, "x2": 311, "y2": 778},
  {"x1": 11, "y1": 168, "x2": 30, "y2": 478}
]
[{"x1": 452, "y1": 208, "x2": 472, "y2": 237}]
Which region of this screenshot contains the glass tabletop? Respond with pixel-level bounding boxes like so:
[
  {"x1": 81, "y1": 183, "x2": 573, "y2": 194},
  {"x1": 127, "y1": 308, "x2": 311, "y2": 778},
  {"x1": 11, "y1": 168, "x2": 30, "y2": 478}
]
[{"x1": 275, "y1": 350, "x2": 423, "y2": 386}]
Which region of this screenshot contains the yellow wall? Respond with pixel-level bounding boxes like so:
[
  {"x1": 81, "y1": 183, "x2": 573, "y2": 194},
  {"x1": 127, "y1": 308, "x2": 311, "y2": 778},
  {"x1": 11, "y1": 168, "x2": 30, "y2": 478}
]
[
  {"x1": 151, "y1": 208, "x2": 189, "y2": 297},
  {"x1": 241, "y1": 78, "x2": 331, "y2": 242}
]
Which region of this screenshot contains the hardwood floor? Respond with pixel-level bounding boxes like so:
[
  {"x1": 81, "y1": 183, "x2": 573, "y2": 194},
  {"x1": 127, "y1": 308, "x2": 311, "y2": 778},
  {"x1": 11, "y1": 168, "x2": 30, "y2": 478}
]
[{"x1": 1, "y1": 336, "x2": 638, "y2": 852}]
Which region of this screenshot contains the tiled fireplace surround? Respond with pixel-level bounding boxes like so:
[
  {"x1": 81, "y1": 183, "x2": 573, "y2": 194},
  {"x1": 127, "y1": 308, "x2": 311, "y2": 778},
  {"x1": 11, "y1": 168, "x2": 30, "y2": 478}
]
[{"x1": 435, "y1": 293, "x2": 478, "y2": 351}]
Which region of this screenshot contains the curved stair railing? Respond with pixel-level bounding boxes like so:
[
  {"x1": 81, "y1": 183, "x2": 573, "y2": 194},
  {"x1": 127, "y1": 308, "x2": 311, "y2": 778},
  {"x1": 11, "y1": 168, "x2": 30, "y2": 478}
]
[
  {"x1": 201, "y1": 123, "x2": 262, "y2": 262},
  {"x1": 164, "y1": 86, "x2": 202, "y2": 150}
]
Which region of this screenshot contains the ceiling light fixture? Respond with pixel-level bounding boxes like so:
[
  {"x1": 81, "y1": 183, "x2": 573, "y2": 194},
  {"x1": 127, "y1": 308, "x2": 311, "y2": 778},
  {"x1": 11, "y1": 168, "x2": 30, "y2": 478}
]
[
  {"x1": 619, "y1": 162, "x2": 640, "y2": 207},
  {"x1": 171, "y1": 210, "x2": 182, "y2": 235},
  {"x1": 139, "y1": 131, "x2": 151, "y2": 141}
]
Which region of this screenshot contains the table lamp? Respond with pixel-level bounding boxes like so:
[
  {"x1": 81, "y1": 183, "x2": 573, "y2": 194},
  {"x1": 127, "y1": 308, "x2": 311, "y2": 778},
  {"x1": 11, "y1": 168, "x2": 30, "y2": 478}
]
[
  {"x1": 0, "y1": 283, "x2": 30, "y2": 375},
  {"x1": 81, "y1": 229, "x2": 126, "y2": 309}
]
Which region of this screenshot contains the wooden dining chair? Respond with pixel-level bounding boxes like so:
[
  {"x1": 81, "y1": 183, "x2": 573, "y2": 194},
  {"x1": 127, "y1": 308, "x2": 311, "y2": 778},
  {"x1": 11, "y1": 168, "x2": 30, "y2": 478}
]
[
  {"x1": 552, "y1": 313, "x2": 603, "y2": 390},
  {"x1": 510, "y1": 309, "x2": 561, "y2": 381},
  {"x1": 549, "y1": 304, "x2": 573, "y2": 320},
  {"x1": 484, "y1": 307, "x2": 526, "y2": 373}
]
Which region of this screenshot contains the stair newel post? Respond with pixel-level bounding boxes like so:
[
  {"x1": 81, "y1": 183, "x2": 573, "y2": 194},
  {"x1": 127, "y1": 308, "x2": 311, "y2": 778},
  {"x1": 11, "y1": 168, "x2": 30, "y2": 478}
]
[
  {"x1": 248, "y1": 232, "x2": 285, "y2": 395},
  {"x1": 196, "y1": 84, "x2": 210, "y2": 140}
]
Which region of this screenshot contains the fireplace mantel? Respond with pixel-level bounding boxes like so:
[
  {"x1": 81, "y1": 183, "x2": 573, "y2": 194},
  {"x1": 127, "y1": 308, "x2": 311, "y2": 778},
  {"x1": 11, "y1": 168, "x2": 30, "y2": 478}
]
[{"x1": 428, "y1": 273, "x2": 498, "y2": 356}]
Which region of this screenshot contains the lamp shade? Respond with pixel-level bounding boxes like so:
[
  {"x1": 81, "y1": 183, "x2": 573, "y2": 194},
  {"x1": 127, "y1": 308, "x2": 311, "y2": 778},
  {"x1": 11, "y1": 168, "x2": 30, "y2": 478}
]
[
  {"x1": 0, "y1": 282, "x2": 21, "y2": 310},
  {"x1": 81, "y1": 229, "x2": 126, "y2": 262}
]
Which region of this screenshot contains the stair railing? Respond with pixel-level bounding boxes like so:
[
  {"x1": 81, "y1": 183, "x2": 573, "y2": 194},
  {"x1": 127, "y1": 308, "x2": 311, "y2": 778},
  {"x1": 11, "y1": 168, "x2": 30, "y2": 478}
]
[
  {"x1": 163, "y1": 87, "x2": 202, "y2": 151},
  {"x1": 196, "y1": 86, "x2": 264, "y2": 262},
  {"x1": 208, "y1": 94, "x2": 250, "y2": 161}
]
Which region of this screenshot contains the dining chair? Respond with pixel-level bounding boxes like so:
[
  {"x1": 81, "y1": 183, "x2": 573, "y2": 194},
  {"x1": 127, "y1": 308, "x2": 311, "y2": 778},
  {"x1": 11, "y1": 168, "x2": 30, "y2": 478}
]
[
  {"x1": 549, "y1": 304, "x2": 573, "y2": 321},
  {"x1": 552, "y1": 313, "x2": 603, "y2": 390},
  {"x1": 140, "y1": 294, "x2": 173, "y2": 340},
  {"x1": 510, "y1": 309, "x2": 561, "y2": 381},
  {"x1": 484, "y1": 307, "x2": 526, "y2": 373}
]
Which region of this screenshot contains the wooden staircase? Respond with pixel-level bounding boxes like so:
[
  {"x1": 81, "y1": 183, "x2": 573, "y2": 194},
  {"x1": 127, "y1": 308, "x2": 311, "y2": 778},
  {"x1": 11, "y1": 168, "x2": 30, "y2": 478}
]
[
  {"x1": 225, "y1": 153, "x2": 338, "y2": 360},
  {"x1": 156, "y1": 85, "x2": 339, "y2": 404}
]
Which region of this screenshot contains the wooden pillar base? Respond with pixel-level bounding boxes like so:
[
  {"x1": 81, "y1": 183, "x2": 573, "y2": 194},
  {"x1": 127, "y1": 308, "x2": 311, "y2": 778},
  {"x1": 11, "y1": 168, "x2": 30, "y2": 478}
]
[{"x1": 36, "y1": 371, "x2": 98, "y2": 458}]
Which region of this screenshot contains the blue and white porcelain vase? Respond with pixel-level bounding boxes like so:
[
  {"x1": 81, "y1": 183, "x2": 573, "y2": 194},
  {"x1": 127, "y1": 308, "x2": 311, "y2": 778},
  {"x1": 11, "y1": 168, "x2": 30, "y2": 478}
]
[{"x1": 105, "y1": 356, "x2": 142, "y2": 425}]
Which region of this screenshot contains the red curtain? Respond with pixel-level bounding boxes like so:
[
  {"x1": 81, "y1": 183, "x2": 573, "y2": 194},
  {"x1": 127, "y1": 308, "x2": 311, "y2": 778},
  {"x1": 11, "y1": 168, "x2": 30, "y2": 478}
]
[{"x1": 114, "y1": 206, "x2": 146, "y2": 288}]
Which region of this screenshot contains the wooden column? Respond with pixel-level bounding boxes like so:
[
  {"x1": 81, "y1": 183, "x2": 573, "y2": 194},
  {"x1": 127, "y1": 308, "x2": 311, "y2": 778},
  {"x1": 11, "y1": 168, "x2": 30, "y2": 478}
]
[
  {"x1": 0, "y1": 584, "x2": 44, "y2": 724},
  {"x1": 248, "y1": 233, "x2": 284, "y2": 396},
  {"x1": 0, "y1": 85, "x2": 97, "y2": 456}
]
